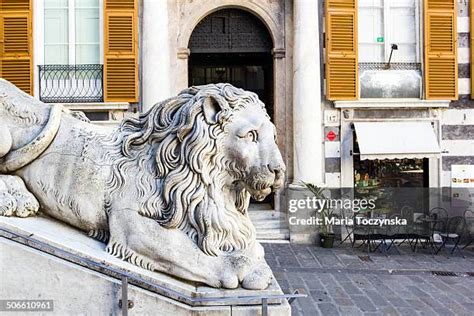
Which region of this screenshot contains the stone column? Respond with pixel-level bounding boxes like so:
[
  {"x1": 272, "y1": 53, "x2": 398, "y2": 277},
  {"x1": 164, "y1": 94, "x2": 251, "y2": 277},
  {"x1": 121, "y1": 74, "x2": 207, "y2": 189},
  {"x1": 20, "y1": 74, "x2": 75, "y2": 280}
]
[
  {"x1": 176, "y1": 48, "x2": 190, "y2": 93},
  {"x1": 292, "y1": 0, "x2": 323, "y2": 185},
  {"x1": 142, "y1": 0, "x2": 171, "y2": 111}
]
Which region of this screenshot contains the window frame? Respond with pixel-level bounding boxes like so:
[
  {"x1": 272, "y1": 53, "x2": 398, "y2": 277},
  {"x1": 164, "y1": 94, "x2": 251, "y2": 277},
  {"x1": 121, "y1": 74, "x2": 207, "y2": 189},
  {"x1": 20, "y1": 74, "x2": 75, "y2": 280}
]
[
  {"x1": 358, "y1": 0, "x2": 422, "y2": 64},
  {"x1": 40, "y1": 0, "x2": 103, "y2": 65}
]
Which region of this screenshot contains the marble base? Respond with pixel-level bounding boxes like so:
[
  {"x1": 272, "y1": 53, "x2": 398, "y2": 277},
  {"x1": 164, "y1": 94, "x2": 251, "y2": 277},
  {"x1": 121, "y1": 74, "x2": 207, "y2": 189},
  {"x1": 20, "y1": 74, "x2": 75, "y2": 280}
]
[{"x1": 0, "y1": 216, "x2": 291, "y2": 315}]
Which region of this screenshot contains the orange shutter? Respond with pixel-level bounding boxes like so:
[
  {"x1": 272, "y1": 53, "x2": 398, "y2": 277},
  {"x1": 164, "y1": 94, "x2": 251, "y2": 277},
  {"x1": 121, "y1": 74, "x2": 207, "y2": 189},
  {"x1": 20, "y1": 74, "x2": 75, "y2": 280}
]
[
  {"x1": 103, "y1": 0, "x2": 138, "y2": 102},
  {"x1": 0, "y1": 0, "x2": 33, "y2": 95},
  {"x1": 325, "y1": 0, "x2": 358, "y2": 100},
  {"x1": 424, "y1": 0, "x2": 457, "y2": 100}
]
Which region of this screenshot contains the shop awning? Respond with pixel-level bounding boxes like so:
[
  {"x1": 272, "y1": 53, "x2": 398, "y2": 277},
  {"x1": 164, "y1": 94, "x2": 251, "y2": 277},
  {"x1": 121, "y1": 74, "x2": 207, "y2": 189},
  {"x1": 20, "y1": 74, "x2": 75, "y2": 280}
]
[{"x1": 354, "y1": 122, "x2": 441, "y2": 160}]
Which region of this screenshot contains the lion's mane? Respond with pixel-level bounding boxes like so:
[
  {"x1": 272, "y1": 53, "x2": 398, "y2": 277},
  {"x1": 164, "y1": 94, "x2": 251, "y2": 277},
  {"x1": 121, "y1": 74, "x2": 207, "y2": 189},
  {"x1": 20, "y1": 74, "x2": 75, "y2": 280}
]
[{"x1": 100, "y1": 84, "x2": 266, "y2": 256}]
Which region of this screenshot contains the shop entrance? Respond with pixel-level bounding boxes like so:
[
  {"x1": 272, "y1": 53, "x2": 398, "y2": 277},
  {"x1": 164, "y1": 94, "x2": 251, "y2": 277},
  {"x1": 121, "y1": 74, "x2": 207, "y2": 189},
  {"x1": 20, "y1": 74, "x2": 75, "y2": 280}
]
[{"x1": 353, "y1": 131, "x2": 431, "y2": 215}]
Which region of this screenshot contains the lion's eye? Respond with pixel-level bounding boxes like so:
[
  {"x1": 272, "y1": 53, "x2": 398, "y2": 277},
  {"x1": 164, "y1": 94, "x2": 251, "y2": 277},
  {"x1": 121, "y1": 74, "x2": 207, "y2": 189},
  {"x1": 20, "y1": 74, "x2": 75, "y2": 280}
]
[{"x1": 245, "y1": 130, "x2": 258, "y2": 143}]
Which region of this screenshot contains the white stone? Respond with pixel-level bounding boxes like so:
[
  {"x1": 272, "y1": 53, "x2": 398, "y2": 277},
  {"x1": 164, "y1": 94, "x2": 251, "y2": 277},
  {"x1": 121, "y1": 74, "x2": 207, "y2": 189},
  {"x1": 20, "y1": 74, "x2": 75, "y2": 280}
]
[
  {"x1": 0, "y1": 216, "x2": 290, "y2": 308},
  {"x1": 458, "y1": 47, "x2": 470, "y2": 64},
  {"x1": 0, "y1": 80, "x2": 286, "y2": 290},
  {"x1": 142, "y1": 0, "x2": 172, "y2": 110},
  {"x1": 458, "y1": 78, "x2": 471, "y2": 95},
  {"x1": 441, "y1": 140, "x2": 474, "y2": 156},
  {"x1": 293, "y1": 0, "x2": 323, "y2": 185},
  {"x1": 0, "y1": 233, "x2": 290, "y2": 315},
  {"x1": 457, "y1": 17, "x2": 470, "y2": 33},
  {"x1": 325, "y1": 141, "x2": 341, "y2": 158},
  {"x1": 442, "y1": 109, "x2": 474, "y2": 125}
]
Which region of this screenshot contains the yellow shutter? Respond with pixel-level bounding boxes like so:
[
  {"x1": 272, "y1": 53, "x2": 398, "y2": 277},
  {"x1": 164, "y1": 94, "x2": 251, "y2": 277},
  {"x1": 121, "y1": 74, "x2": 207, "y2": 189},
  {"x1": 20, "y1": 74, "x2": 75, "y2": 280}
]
[
  {"x1": 325, "y1": 0, "x2": 358, "y2": 100},
  {"x1": 424, "y1": 0, "x2": 457, "y2": 100},
  {"x1": 104, "y1": 0, "x2": 138, "y2": 102},
  {"x1": 0, "y1": 0, "x2": 33, "y2": 95}
]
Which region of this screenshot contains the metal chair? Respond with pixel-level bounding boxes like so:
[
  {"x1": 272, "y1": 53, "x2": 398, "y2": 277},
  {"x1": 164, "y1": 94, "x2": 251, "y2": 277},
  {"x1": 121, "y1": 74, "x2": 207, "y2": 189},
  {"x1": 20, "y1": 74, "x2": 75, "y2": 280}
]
[
  {"x1": 429, "y1": 207, "x2": 448, "y2": 230},
  {"x1": 351, "y1": 212, "x2": 375, "y2": 255},
  {"x1": 462, "y1": 210, "x2": 474, "y2": 250},
  {"x1": 436, "y1": 216, "x2": 467, "y2": 257},
  {"x1": 374, "y1": 213, "x2": 402, "y2": 255},
  {"x1": 411, "y1": 211, "x2": 445, "y2": 254},
  {"x1": 398, "y1": 206, "x2": 416, "y2": 247}
]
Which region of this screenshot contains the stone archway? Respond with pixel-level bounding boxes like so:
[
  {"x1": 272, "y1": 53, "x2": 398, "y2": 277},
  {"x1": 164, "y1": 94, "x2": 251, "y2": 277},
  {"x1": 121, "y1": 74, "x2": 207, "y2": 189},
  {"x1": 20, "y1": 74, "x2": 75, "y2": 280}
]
[
  {"x1": 174, "y1": 1, "x2": 288, "y2": 218},
  {"x1": 188, "y1": 9, "x2": 274, "y2": 119}
]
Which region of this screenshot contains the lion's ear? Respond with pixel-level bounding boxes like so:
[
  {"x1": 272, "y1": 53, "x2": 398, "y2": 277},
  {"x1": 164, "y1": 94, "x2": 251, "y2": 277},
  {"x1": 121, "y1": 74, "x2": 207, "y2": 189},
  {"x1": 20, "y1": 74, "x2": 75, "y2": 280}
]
[{"x1": 202, "y1": 96, "x2": 223, "y2": 124}]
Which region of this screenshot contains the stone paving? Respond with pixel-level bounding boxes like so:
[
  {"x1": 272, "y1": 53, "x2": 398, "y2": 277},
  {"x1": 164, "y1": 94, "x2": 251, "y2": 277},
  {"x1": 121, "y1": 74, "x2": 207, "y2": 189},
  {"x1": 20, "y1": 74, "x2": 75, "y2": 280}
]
[{"x1": 263, "y1": 242, "x2": 474, "y2": 316}]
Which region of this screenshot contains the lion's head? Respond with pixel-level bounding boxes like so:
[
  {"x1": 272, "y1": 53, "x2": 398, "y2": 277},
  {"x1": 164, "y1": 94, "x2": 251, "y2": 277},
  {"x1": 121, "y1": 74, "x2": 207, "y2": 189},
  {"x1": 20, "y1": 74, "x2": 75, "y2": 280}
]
[{"x1": 104, "y1": 84, "x2": 285, "y2": 256}]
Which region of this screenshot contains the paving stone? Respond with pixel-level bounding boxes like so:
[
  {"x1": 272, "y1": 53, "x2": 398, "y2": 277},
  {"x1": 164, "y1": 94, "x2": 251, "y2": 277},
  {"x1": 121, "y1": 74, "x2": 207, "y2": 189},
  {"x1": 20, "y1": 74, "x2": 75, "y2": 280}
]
[
  {"x1": 339, "y1": 281, "x2": 363, "y2": 295},
  {"x1": 325, "y1": 286, "x2": 351, "y2": 299},
  {"x1": 378, "y1": 305, "x2": 400, "y2": 316},
  {"x1": 296, "y1": 297, "x2": 319, "y2": 316},
  {"x1": 317, "y1": 302, "x2": 340, "y2": 316},
  {"x1": 365, "y1": 289, "x2": 390, "y2": 307},
  {"x1": 264, "y1": 243, "x2": 474, "y2": 315},
  {"x1": 334, "y1": 298, "x2": 355, "y2": 307},
  {"x1": 310, "y1": 290, "x2": 332, "y2": 303},
  {"x1": 397, "y1": 307, "x2": 419, "y2": 315},
  {"x1": 350, "y1": 295, "x2": 378, "y2": 312},
  {"x1": 339, "y1": 306, "x2": 364, "y2": 316},
  {"x1": 406, "y1": 285, "x2": 429, "y2": 297}
]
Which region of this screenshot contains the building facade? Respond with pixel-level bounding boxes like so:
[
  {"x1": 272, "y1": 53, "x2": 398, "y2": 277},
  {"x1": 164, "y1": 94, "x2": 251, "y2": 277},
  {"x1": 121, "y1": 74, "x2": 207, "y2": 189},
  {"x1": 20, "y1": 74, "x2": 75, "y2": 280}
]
[{"x1": 1, "y1": 0, "x2": 473, "y2": 243}]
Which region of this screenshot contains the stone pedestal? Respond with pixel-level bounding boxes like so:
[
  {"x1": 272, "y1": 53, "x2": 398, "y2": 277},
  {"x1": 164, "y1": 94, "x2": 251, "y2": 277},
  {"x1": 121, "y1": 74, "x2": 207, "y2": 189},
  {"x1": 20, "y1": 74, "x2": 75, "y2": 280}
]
[{"x1": 0, "y1": 216, "x2": 291, "y2": 315}]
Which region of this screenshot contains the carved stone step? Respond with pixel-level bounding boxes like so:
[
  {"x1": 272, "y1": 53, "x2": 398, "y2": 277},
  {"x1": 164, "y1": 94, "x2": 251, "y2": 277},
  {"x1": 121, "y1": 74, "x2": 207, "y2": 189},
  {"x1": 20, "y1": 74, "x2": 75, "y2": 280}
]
[{"x1": 256, "y1": 228, "x2": 290, "y2": 241}]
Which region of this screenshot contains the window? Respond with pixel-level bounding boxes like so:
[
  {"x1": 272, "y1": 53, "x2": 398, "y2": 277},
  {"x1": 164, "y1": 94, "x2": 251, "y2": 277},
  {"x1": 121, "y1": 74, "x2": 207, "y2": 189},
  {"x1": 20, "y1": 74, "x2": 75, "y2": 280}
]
[
  {"x1": 44, "y1": 0, "x2": 100, "y2": 64},
  {"x1": 358, "y1": 0, "x2": 419, "y2": 63}
]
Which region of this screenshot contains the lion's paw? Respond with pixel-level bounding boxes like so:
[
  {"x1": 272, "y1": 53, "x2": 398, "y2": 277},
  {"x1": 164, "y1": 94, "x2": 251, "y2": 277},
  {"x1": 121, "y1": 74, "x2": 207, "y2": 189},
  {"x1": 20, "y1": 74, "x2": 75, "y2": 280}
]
[
  {"x1": 0, "y1": 175, "x2": 39, "y2": 217},
  {"x1": 241, "y1": 262, "x2": 272, "y2": 290}
]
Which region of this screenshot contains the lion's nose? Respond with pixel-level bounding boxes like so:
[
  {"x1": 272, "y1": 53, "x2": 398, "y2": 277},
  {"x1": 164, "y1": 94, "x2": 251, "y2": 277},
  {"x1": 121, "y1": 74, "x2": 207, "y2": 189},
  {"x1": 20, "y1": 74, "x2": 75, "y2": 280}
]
[{"x1": 268, "y1": 158, "x2": 286, "y2": 174}]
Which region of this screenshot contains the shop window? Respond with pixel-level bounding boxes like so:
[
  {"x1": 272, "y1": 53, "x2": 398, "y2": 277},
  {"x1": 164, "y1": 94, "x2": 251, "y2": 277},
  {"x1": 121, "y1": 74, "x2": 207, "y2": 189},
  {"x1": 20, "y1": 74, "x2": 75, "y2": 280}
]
[{"x1": 353, "y1": 130, "x2": 430, "y2": 215}]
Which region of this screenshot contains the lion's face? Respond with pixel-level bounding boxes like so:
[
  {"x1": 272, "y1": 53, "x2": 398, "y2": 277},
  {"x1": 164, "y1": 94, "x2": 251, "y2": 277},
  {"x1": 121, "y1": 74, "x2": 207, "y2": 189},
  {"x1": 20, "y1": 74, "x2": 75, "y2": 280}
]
[{"x1": 222, "y1": 105, "x2": 285, "y2": 201}]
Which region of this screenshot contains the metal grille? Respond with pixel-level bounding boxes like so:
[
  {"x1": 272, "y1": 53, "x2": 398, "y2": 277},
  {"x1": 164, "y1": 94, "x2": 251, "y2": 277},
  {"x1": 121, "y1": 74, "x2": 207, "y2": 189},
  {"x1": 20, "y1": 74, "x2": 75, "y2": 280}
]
[
  {"x1": 189, "y1": 9, "x2": 272, "y2": 53},
  {"x1": 359, "y1": 62, "x2": 422, "y2": 71},
  {"x1": 431, "y1": 271, "x2": 458, "y2": 277},
  {"x1": 38, "y1": 64, "x2": 103, "y2": 103}
]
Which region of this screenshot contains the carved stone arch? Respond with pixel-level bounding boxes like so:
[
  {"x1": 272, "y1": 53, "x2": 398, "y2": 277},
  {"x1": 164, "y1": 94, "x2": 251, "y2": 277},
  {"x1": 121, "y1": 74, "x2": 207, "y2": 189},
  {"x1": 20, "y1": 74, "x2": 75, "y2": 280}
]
[
  {"x1": 177, "y1": 1, "x2": 285, "y2": 53},
  {"x1": 189, "y1": 9, "x2": 273, "y2": 53}
]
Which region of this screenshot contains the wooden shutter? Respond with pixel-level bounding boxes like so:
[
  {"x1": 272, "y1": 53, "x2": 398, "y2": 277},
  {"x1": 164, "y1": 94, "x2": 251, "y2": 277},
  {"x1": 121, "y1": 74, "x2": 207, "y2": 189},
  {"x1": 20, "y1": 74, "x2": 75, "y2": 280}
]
[
  {"x1": 424, "y1": 0, "x2": 457, "y2": 100},
  {"x1": 0, "y1": 0, "x2": 33, "y2": 95},
  {"x1": 325, "y1": 0, "x2": 358, "y2": 100},
  {"x1": 104, "y1": 0, "x2": 138, "y2": 102}
]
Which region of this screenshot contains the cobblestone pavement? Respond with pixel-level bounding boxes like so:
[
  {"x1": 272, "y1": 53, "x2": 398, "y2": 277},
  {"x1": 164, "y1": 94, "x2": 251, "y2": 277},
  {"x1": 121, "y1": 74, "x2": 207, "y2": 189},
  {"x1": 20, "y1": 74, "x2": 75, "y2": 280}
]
[{"x1": 263, "y1": 243, "x2": 474, "y2": 316}]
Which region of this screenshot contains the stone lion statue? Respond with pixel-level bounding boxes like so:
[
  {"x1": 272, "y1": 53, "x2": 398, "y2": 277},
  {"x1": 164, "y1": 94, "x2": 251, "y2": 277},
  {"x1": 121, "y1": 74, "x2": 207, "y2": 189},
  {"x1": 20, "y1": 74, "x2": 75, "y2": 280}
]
[{"x1": 0, "y1": 79, "x2": 285, "y2": 290}]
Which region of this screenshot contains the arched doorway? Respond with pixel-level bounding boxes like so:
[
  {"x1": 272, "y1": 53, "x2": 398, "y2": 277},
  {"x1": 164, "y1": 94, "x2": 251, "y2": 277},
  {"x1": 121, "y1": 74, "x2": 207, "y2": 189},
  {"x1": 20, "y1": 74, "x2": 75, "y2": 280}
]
[{"x1": 188, "y1": 9, "x2": 274, "y2": 120}]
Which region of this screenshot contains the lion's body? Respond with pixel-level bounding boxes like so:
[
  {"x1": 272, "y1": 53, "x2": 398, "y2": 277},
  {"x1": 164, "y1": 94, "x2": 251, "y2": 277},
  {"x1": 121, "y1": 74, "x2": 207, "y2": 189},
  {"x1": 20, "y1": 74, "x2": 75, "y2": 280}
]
[
  {"x1": 16, "y1": 115, "x2": 111, "y2": 231},
  {"x1": 0, "y1": 79, "x2": 285, "y2": 289}
]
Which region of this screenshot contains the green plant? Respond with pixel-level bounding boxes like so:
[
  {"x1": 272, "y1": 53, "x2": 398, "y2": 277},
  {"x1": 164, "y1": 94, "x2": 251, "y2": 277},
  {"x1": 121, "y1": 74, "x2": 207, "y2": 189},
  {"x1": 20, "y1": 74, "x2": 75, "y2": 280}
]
[{"x1": 301, "y1": 181, "x2": 335, "y2": 235}]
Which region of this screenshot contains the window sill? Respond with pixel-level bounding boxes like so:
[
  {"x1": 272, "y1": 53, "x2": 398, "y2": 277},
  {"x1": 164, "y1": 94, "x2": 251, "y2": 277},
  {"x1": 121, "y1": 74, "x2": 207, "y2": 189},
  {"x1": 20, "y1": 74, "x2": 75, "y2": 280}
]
[
  {"x1": 60, "y1": 102, "x2": 130, "y2": 111},
  {"x1": 334, "y1": 99, "x2": 450, "y2": 109}
]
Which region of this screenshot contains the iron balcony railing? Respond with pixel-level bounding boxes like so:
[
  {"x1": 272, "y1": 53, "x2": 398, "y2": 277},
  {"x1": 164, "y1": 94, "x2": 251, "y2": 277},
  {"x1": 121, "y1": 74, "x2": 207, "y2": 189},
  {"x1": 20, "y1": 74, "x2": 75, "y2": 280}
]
[{"x1": 38, "y1": 64, "x2": 104, "y2": 103}]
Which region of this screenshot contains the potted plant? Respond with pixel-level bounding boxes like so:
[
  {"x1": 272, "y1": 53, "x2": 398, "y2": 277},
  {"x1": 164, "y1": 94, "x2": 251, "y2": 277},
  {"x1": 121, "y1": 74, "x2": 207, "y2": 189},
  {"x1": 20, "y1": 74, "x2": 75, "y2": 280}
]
[{"x1": 302, "y1": 182, "x2": 336, "y2": 248}]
